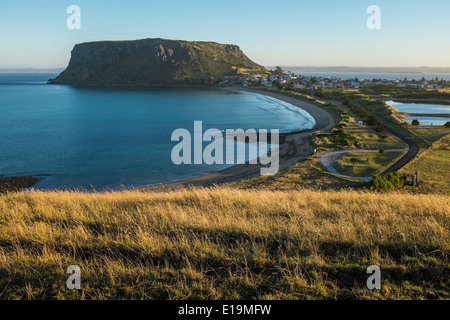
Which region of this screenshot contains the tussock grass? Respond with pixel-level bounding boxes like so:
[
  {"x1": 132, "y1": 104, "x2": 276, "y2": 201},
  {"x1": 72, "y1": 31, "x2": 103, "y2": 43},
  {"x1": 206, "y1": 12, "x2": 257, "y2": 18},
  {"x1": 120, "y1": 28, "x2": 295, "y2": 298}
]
[{"x1": 0, "y1": 188, "x2": 448, "y2": 300}]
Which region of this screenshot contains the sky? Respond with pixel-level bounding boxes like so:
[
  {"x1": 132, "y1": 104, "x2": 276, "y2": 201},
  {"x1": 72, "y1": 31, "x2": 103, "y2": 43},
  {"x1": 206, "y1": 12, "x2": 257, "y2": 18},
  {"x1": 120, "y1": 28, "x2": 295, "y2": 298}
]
[{"x1": 0, "y1": 0, "x2": 449, "y2": 69}]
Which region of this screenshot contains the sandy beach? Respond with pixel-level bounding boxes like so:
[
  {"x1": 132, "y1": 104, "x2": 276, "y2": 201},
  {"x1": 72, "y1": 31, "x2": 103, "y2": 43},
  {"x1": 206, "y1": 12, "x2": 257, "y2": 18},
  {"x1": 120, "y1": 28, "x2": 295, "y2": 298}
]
[{"x1": 142, "y1": 88, "x2": 335, "y2": 191}]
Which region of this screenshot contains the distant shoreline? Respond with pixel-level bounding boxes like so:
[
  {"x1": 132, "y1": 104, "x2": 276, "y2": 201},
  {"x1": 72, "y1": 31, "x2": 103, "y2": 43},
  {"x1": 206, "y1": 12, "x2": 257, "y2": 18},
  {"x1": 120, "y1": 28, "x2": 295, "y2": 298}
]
[
  {"x1": 4, "y1": 66, "x2": 450, "y2": 74},
  {"x1": 270, "y1": 66, "x2": 450, "y2": 74}
]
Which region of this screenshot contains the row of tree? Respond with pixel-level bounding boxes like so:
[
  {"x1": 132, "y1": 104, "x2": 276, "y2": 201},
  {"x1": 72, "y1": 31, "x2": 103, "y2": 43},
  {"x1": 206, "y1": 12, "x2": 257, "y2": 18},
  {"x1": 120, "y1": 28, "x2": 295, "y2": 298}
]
[{"x1": 343, "y1": 95, "x2": 385, "y2": 132}]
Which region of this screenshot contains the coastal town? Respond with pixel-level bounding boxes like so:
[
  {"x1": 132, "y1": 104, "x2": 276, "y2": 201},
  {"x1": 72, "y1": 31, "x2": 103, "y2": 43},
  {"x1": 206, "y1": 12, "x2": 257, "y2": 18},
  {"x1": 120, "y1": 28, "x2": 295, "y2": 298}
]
[{"x1": 222, "y1": 71, "x2": 450, "y2": 90}]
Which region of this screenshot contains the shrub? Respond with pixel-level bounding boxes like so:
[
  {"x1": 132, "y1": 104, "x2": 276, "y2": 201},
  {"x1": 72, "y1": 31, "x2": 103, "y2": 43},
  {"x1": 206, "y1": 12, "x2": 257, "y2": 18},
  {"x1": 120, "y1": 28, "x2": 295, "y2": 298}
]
[
  {"x1": 373, "y1": 121, "x2": 385, "y2": 132},
  {"x1": 411, "y1": 119, "x2": 420, "y2": 126},
  {"x1": 327, "y1": 129, "x2": 359, "y2": 147},
  {"x1": 343, "y1": 95, "x2": 353, "y2": 107},
  {"x1": 444, "y1": 121, "x2": 450, "y2": 128},
  {"x1": 371, "y1": 172, "x2": 407, "y2": 192},
  {"x1": 273, "y1": 80, "x2": 283, "y2": 90},
  {"x1": 366, "y1": 108, "x2": 378, "y2": 126}
]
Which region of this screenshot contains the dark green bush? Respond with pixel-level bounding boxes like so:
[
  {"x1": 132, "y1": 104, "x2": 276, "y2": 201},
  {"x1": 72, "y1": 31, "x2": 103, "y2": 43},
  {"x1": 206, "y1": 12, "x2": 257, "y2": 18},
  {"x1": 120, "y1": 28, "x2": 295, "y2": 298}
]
[{"x1": 371, "y1": 172, "x2": 407, "y2": 192}]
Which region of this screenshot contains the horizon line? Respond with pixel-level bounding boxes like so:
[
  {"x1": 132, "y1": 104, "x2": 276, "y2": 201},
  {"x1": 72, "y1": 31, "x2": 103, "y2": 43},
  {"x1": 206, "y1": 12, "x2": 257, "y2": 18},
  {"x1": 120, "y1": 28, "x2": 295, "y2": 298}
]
[{"x1": 2, "y1": 66, "x2": 450, "y2": 74}]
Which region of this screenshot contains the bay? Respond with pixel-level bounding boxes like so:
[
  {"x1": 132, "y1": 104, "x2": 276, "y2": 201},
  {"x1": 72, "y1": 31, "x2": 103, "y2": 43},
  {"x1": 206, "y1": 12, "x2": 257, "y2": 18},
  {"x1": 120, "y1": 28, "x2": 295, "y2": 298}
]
[{"x1": 0, "y1": 74, "x2": 315, "y2": 190}]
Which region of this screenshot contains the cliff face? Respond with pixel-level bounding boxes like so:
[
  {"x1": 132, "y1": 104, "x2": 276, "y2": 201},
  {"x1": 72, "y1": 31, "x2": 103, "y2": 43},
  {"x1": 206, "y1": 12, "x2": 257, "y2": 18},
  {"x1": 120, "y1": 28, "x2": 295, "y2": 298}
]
[{"x1": 50, "y1": 38, "x2": 268, "y2": 85}]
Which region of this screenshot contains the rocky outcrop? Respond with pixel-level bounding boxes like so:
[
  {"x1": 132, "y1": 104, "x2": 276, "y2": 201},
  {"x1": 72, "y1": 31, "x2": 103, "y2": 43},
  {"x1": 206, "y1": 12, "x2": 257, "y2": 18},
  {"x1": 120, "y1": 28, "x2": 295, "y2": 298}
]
[{"x1": 50, "y1": 38, "x2": 269, "y2": 85}]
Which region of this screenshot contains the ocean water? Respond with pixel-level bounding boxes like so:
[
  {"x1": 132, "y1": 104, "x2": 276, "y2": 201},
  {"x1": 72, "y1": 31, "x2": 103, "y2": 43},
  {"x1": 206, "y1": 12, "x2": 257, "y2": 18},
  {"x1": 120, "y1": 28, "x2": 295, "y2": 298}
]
[
  {"x1": 386, "y1": 100, "x2": 450, "y2": 125},
  {"x1": 0, "y1": 74, "x2": 315, "y2": 190}
]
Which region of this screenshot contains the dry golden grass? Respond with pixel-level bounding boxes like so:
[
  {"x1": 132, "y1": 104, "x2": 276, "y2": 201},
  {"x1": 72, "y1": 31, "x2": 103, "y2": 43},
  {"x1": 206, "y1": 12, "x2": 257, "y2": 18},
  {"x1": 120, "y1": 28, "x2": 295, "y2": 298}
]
[{"x1": 0, "y1": 188, "x2": 448, "y2": 300}]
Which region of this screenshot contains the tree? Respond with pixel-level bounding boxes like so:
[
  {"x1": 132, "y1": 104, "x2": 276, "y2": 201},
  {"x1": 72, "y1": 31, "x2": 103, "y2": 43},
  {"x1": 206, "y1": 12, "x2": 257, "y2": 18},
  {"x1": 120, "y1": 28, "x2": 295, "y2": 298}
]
[
  {"x1": 444, "y1": 121, "x2": 450, "y2": 128},
  {"x1": 366, "y1": 108, "x2": 378, "y2": 126},
  {"x1": 273, "y1": 79, "x2": 283, "y2": 90},
  {"x1": 411, "y1": 119, "x2": 420, "y2": 126},
  {"x1": 373, "y1": 121, "x2": 385, "y2": 133},
  {"x1": 344, "y1": 95, "x2": 353, "y2": 107},
  {"x1": 349, "y1": 157, "x2": 358, "y2": 174},
  {"x1": 272, "y1": 66, "x2": 285, "y2": 76}
]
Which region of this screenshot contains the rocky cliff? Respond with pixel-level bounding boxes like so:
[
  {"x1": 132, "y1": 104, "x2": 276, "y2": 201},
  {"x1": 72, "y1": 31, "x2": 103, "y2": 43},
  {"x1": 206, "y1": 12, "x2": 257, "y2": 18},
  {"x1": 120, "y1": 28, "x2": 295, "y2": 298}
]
[{"x1": 50, "y1": 38, "x2": 269, "y2": 85}]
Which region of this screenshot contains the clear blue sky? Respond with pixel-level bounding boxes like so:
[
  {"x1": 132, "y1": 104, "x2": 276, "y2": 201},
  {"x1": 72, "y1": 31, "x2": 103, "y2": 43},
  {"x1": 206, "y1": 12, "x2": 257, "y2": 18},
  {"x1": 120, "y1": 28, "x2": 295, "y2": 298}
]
[{"x1": 1, "y1": 0, "x2": 449, "y2": 68}]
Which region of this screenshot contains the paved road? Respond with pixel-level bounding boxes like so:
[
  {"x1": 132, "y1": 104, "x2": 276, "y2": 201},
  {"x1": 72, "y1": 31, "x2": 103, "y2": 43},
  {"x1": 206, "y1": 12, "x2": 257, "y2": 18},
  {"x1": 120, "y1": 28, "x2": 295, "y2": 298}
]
[
  {"x1": 380, "y1": 127, "x2": 420, "y2": 175},
  {"x1": 318, "y1": 149, "x2": 409, "y2": 182},
  {"x1": 318, "y1": 126, "x2": 420, "y2": 182}
]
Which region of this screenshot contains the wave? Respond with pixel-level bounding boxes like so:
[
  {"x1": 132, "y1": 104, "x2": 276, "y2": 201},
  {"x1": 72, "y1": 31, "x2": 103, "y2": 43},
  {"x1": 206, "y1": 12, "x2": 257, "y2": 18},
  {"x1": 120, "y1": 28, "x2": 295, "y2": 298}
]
[{"x1": 251, "y1": 93, "x2": 316, "y2": 131}]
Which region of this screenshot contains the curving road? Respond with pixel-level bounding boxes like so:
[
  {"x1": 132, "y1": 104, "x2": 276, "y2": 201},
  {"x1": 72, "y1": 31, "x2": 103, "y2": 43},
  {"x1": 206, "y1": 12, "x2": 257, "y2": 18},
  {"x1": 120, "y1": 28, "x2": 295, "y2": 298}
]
[
  {"x1": 380, "y1": 127, "x2": 420, "y2": 175},
  {"x1": 318, "y1": 127, "x2": 420, "y2": 182},
  {"x1": 318, "y1": 149, "x2": 409, "y2": 182}
]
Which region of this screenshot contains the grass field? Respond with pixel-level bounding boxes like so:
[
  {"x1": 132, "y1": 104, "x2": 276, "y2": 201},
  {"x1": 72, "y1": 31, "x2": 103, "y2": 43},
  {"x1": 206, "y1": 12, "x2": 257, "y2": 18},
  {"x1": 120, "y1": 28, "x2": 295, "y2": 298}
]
[
  {"x1": 232, "y1": 157, "x2": 363, "y2": 190},
  {"x1": 343, "y1": 123, "x2": 407, "y2": 150},
  {"x1": 408, "y1": 126, "x2": 450, "y2": 144},
  {"x1": 400, "y1": 135, "x2": 450, "y2": 195},
  {"x1": 0, "y1": 188, "x2": 448, "y2": 300},
  {"x1": 335, "y1": 151, "x2": 406, "y2": 177}
]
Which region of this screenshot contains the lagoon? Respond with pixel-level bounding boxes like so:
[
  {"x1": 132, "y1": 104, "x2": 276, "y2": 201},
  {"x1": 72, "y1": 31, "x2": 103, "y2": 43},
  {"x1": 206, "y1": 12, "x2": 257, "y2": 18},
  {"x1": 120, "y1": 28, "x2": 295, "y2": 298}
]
[{"x1": 385, "y1": 100, "x2": 450, "y2": 125}]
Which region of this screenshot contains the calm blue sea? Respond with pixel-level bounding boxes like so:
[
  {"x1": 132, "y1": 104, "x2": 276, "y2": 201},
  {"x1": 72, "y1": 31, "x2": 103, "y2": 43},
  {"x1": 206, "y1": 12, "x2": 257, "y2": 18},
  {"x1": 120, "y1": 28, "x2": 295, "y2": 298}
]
[
  {"x1": 386, "y1": 100, "x2": 450, "y2": 125},
  {"x1": 0, "y1": 74, "x2": 315, "y2": 190}
]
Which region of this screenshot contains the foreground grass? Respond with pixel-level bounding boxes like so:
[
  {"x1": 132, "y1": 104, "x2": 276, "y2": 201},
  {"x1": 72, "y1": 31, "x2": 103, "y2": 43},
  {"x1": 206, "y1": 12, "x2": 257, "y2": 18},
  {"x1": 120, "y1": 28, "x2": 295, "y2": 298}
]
[{"x1": 0, "y1": 188, "x2": 448, "y2": 300}]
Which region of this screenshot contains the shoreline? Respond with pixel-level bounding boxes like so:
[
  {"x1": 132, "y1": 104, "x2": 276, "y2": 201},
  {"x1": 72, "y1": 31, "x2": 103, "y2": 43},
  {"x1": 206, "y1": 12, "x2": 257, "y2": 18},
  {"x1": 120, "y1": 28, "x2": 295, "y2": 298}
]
[
  {"x1": 141, "y1": 88, "x2": 335, "y2": 191},
  {"x1": 10, "y1": 87, "x2": 336, "y2": 193},
  {"x1": 399, "y1": 112, "x2": 450, "y2": 118},
  {"x1": 384, "y1": 98, "x2": 450, "y2": 106}
]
